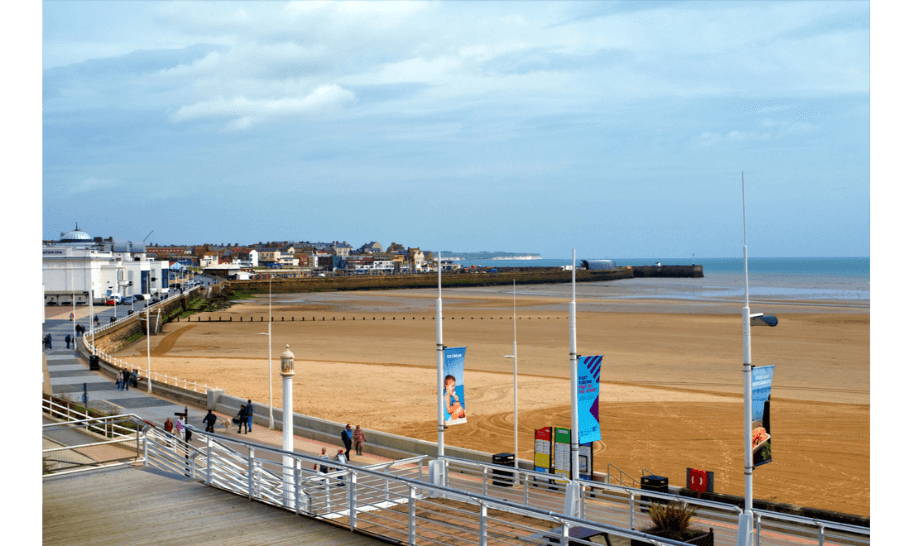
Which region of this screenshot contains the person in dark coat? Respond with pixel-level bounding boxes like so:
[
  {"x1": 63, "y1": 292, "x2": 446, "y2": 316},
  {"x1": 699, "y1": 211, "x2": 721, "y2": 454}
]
[
  {"x1": 122, "y1": 368, "x2": 130, "y2": 391},
  {"x1": 341, "y1": 424, "x2": 353, "y2": 460},
  {"x1": 203, "y1": 410, "x2": 217, "y2": 433},
  {"x1": 245, "y1": 399, "x2": 254, "y2": 432},
  {"x1": 236, "y1": 404, "x2": 249, "y2": 433},
  {"x1": 65, "y1": 334, "x2": 71, "y2": 349},
  {"x1": 47, "y1": 334, "x2": 52, "y2": 349}
]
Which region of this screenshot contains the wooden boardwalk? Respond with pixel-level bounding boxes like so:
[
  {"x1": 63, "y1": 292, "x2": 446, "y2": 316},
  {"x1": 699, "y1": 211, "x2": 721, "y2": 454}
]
[{"x1": 43, "y1": 466, "x2": 389, "y2": 545}]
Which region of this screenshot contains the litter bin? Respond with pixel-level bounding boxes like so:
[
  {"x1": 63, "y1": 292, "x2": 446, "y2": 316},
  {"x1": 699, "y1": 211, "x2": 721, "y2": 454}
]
[
  {"x1": 89, "y1": 355, "x2": 100, "y2": 371},
  {"x1": 492, "y1": 453, "x2": 515, "y2": 486},
  {"x1": 640, "y1": 475, "x2": 668, "y2": 508}
]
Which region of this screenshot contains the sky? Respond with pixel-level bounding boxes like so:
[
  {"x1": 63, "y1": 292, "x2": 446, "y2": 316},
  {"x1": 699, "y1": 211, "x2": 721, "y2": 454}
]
[{"x1": 39, "y1": 1, "x2": 871, "y2": 258}]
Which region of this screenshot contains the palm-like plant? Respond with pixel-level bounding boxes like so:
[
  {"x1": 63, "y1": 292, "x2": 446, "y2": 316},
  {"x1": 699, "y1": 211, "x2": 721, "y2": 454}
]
[{"x1": 643, "y1": 501, "x2": 699, "y2": 541}]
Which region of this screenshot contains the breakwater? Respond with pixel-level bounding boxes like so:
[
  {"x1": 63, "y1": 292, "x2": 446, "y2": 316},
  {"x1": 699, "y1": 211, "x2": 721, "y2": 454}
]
[{"x1": 227, "y1": 265, "x2": 702, "y2": 294}]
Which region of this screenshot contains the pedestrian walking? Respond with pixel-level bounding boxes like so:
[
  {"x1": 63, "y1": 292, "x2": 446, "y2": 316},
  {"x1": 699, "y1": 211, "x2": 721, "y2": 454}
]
[
  {"x1": 180, "y1": 416, "x2": 192, "y2": 442},
  {"x1": 203, "y1": 410, "x2": 217, "y2": 433},
  {"x1": 47, "y1": 334, "x2": 52, "y2": 349},
  {"x1": 42, "y1": 335, "x2": 47, "y2": 349},
  {"x1": 314, "y1": 447, "x2": 329, "y2": 474},
  {"x1": 245, "y1": 399, "x2": 254, "y2": 432},
  {"x1": 70, "y1": 312, "x2": 74, "y2": 322},
  {"x1": 353, "y1": 425, "x2": 367, "y2": 457},
  {"x1": 130, "y1": 370, "x2": 138, "y2": 388},
  {"x1": 164, "y1": 417, "x2": 174, "y2": 447},
  {"x1": 116, "y1": 373, "x2": 123, "y2": 390},
  {"x1": 341, "y1": 424, "x2": 353, "y2": 460},
  {"x1": 122, "y1": 369, "x2": 130, "y2": 391},
  {"x1": 94, "y1": 315, "x2": 99, "y2": 326},
  {"x1": 236, "y1": 404, "x2": 249, "y2": 434},
  {"x1": 173, "y1": 418, "x2": 184, "y2": 451},
  {"x1": 335, "y1": 449, "x2": 347, "y2": 486},
  {"x1": 65, "y1": 334, "x2": 71, "y2": 349}
]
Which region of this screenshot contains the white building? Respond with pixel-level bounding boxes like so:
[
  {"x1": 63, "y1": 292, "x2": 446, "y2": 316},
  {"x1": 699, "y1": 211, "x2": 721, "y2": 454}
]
[{"x1": 42, "y1": 226, "x2": 169, "y2": 305}]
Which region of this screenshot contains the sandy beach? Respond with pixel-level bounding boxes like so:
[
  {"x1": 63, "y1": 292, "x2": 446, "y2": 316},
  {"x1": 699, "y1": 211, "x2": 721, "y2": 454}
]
[{"x1": 110, "y1": 283, "x2": 870, "y2": 516}]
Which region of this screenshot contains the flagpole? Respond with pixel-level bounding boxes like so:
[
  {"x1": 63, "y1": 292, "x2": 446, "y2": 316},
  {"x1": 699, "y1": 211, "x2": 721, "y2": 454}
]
[
  {"x1": 738, "y1": 172, "x2": 755, "y2": 546},
  {"x1": 436, "y1": 251, "x2": 445, "y2": 458},
  {"x1": 570, "y1": 249, "x2": 579, "y2": 482}
]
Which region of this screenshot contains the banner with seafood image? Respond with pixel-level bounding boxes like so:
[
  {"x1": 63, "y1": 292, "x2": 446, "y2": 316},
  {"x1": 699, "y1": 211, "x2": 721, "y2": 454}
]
[
  {"x1": 751, "y1": 365, "x2": 775, "y2": 467},
  {"x1": 443, "y1": 347, "x2": 467, "y2": 425}
]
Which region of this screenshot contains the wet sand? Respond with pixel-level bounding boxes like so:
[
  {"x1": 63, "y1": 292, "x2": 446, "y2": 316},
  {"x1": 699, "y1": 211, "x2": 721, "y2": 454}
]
[{"x1": 112, "y1": 285, "x2": 870, "y2": 515}]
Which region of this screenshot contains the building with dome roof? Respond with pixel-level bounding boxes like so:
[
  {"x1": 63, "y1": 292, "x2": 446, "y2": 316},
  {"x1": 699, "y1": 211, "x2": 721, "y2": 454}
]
[{"x1": 43, "y1": 224, "x2": 169, "y2": 306}]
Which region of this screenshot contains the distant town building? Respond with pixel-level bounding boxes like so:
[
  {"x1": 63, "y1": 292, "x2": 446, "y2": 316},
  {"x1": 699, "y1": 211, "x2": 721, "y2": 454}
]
[{"x1": 43, "y1": 225, "x2": 169, "y2": 305}]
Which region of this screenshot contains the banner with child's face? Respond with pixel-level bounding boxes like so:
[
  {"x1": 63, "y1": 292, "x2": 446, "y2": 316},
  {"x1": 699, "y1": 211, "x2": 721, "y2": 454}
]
[
  {"x1": 751, "y1": 365, "x2": 775, "y2": 467},
  {"x1": 443, "y1": 347, "x2": 467, "y2": 425}
]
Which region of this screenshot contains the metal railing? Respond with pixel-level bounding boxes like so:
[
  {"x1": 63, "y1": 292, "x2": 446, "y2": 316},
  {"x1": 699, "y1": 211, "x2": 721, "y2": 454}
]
[
  {"x1": 605, "y1": 462, "x2": 638, "y2": 488},
  {"x1": 42, "y1": 398, "x2": 148, "y2": 477},
  {"x1": 42, "y1": 409, "x2": 869, "y2": 546},
  {"x1": 435, "y1": 456, "x2": 868, "y2": 546},
  {"x1": 139, "y1": 426, "x2": 700, "y2": 546}
]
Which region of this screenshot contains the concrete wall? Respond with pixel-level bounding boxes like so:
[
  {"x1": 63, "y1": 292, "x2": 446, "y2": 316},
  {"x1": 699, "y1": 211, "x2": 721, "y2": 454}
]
[{"x1": 208, "y1": 390, "x2": 528, "y2": 469}]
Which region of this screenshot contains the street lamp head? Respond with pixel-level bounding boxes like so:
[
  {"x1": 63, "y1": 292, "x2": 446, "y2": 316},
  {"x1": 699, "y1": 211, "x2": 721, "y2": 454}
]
[{"x1": 503, "y1": 355, "x2": 514, "y2": 358}]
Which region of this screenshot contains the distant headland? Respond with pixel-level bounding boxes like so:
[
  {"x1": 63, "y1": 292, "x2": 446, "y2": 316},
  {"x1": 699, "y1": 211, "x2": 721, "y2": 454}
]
[{"x1": 442, "y1": 251, "x2": 542, "y2": 260}]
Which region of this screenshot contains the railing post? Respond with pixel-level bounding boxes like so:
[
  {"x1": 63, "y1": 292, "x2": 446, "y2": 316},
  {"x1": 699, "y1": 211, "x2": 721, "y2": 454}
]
[
  {"x1": 479, "y1": 502, "x2": 488, "y2": 546},
  {"x1": 818, "y1": 524, "x2": 825, "y2": 546},
  {"x1": 190, "y1": 452, "x2": 198, "y2": 480},
  {"x1": 206, "y1": 437, "x2": 212, "y2": 486},
  {"x1": 294, "y1": 460, "x2": 301, "y2": 515},
  {"x1": 524, "y1": 474, "x2": 529, "y2": 505},
  {"x1": 418, "y1": 459, "x2": 423, "y2": 482},
  {"x1": 560, "y1": 520, "x2": 570, "y2": 546},
  {"x1": 629, "y1": 491, "x2": 635, "y2": 529},
  {"x1": 755, "y1": 513, "x2": 762, "y2": 546},
  {"x1": 248, "y1": 447, "x2": 255, "y2": 500},
  {"x1": 348, "y1": 471, "x2": 358, "y2": 531},
  {"x1": 142, "y1": 430, "x2": 148, "y2": 466},
  {"x1": 408, "y1": 485, "x2": 417, "y2": 545},
  {"x1": 482, "y1": 466, "x2": 488, "y2": 496},
  {"x1": 580, "y1": 483, "x2": 586, "y2": 519}
]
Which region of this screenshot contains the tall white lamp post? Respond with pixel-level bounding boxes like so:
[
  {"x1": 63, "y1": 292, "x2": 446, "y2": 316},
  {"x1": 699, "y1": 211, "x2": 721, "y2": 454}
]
[
  {"x1": 737, "y1": 173, "x2": 755, "y2": 546},
  {"x1": 280, "y1": 344, "x2": 295, "y2": 508},
  {"x1": 146, "y1": 276, "x2": 156, "y2": 393},
  {"x1": 503, "y1": 280, "x2": 519, "y2": 473},
  {"x1": 258, "y1": 274, "x2": 275, "y2": 429}
]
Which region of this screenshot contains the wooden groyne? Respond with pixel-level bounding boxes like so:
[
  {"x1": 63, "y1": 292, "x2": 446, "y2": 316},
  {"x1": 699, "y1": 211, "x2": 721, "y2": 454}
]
[{"x1": 227, "y1": 265, "x2": 703, "y2": 295}]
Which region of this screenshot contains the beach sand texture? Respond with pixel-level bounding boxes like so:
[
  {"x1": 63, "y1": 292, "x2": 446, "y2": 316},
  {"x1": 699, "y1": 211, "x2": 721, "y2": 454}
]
[{"x1": 113, "y1": 286, "x2": 870, "y2": 516}]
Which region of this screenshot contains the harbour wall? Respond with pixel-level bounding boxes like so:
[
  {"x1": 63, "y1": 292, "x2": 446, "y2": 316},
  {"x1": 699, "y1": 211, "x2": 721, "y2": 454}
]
[{"x1": 227, "y1": 265, "x2": 703, "y2": 295}]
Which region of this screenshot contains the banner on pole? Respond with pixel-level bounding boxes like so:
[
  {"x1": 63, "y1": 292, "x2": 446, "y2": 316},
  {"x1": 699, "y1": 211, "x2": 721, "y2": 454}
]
[
  {"x1": 751, "y1": 365, "x2": 775, "y2": 467},
  {"x1": 534, "y1": 427, "x2": 552, "y2": 473},
  {"x1": 577, "y1": 356, "x2": 603, "y2": 444},
  {"x1": 443, "y1": 347, "x2": 467, "y2": 425}
]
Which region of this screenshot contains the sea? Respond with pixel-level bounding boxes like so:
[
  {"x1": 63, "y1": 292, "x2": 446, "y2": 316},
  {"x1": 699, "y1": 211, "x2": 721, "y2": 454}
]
[{"x1": 447, "y1": 257, "x2": 870, "y2": 304}]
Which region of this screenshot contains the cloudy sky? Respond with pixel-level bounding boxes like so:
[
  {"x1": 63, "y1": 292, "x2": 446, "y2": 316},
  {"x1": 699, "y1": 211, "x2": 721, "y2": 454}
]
[{"x1": 40, "y1": 1, "x2": 870, "y2": 258}]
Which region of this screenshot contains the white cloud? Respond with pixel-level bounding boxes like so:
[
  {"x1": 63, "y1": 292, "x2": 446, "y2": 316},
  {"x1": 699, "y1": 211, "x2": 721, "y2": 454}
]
[{"x1": 170, "y1": 84, "x2": 356, "y2": 129}]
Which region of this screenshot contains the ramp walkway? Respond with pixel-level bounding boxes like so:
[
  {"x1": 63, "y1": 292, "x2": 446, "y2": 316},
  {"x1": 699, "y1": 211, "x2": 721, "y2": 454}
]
[{"x1": 43, "y1": 466, "x2": 386, "y2": 546}]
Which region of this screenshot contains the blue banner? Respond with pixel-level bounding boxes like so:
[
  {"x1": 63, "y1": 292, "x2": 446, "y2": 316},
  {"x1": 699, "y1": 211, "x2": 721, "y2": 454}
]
[
  {"x1": 443, "y1": 347, "x2": 467, "y2": 425},
  {"x1": 577, "y1": 355, "x2": 603, "y2": 444},
  {"x1": 751, "y1": 365, "x2": 775, "y2": 467}
]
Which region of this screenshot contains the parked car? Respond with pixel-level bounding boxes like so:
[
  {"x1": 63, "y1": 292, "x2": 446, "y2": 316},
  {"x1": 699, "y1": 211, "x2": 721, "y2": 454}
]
[
  {"x1": 105, "y1": 295, "x2": 122, "y2": 305},
  {"x1": 122, "y1": 296, "x2": 135, "y2": 304}
]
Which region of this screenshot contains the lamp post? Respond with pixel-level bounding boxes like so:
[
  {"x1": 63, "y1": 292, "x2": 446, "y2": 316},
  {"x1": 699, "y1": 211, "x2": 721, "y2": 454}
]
[
  {"x1": 280, "y1": 344, "x2": 295, "y2": 508},
  {"x1": 738, "y1": 173, "x2": 755, "y2": 546},
  {"x1": 503, "y1": 280, "x2": 519, "y2": 472},
  {"x1": 146, "y1": 276, "x2": 156, "y2": 394},
  {"x1": 257, "y1": 273, "x2": 275, "y2": 429}
]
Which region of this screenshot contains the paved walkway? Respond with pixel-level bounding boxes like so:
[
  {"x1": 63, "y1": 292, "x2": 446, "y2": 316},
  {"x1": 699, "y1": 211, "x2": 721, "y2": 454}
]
[{"x1": 43, "y1": 306, "x2": 393, "y2": 468}]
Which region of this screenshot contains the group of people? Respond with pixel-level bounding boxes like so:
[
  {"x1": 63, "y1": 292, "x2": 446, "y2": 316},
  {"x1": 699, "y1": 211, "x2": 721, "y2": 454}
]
[
  {"x1": 163, "y1": 416, "x2": 192, "y2": 445},
  {"x1": 340, "y1": 423, "x2": 367, "y2": 460},
  {"x1": 235, "y1": 400, "x2": 255, "y2": 434},
  {"x1": 42, "y1": 334, "x2": 53, "y2": 349},
  {"x1": 116, "y1": 368, "x2": 140, "y2": 390}
]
